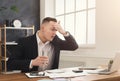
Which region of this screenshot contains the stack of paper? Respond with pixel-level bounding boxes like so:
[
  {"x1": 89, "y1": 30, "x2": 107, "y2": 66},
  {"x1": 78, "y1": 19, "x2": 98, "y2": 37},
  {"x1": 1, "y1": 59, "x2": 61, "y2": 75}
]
[
  {"x1": 25, "y1": 67, "x2": 89, "y2": 78},
  {"x1": 46, "y1": 67, "x2": 89, "y2": 78}
]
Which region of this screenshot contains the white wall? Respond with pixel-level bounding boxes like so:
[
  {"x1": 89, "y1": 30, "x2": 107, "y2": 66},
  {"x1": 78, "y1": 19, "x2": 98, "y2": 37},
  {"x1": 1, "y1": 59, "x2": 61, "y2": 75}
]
[
  {"x1": 96, "y1": 0, "x2": 120, "y2": 58},
  {"x1": 40, "y1": 0, "x2": 120, "y2": 68},
  {"x1": 40, "y1": 0, "x2": 54, "y2": 23}
]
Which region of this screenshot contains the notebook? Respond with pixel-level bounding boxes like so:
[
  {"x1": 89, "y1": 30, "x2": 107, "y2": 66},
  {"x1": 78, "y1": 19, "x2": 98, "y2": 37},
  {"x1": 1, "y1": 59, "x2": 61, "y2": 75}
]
[{"x1": 88, "y1": 52, "x2": 120, "y2": 74}]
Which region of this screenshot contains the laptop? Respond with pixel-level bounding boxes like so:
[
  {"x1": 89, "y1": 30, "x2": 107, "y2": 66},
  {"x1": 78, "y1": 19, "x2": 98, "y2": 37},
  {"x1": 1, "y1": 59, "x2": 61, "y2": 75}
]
[{"x1": 88, "y1": 52, "x2": 120, "y2": 75}]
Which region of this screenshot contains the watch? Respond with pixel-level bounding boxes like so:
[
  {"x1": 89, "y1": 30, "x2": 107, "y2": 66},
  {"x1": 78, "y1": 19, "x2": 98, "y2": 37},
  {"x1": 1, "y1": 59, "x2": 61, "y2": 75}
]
[{"x1": 13, "y1": 19, "x2": 22, "y2": 27}]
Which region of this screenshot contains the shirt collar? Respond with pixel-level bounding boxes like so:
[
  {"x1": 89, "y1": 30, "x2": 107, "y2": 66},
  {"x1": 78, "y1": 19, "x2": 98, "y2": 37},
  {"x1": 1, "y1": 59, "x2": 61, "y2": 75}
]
[{"x1": 36, "y1": 30, "x2": 50, "y2": 46}]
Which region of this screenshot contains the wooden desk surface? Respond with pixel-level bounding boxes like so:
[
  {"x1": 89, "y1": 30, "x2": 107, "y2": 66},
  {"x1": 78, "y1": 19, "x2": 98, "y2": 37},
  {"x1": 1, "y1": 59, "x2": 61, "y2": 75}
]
[
  {"x1": 0, "y1": 73, "x2": 48, "y2": 81},
  {"x1": 1, "y1": 71, "x2": 120, "y2": 81},
  {"x1": 71, "y1": 70, "x2": 120, "y2": 81}
]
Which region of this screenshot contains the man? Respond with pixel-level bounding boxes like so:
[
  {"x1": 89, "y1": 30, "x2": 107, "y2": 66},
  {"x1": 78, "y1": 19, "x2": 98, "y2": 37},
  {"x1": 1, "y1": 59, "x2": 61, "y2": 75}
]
[{"x1": 7, "y1": 17, "x2": 78, "y2": 72}]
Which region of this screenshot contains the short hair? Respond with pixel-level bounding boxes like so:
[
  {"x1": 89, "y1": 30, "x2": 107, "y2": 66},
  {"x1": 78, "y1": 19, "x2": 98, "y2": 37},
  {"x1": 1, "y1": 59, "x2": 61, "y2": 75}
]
[{"x1": 42, "y1": 17, "x2": 57, "y2": 24}]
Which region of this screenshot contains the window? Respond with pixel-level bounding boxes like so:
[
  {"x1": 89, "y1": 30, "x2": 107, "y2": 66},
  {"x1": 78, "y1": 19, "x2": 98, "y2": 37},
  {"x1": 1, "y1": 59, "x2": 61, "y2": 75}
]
[{"x1": 55, "y1": 0, "x2": 96, "y2": 47}]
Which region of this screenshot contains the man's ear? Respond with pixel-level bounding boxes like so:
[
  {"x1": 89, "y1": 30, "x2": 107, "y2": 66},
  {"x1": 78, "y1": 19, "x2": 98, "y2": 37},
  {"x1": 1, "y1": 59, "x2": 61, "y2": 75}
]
[{"x1": 40, "y1": 24, "x2": 44, "y2": 30}]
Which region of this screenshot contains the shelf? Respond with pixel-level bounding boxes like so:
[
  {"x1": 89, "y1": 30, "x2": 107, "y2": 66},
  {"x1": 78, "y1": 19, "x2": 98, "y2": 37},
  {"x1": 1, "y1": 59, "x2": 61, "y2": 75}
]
[
  {"x1": 0, "y1": 27, "x2": 34, "y2": 30},
  {"x1": 6, "y1": 42, "x2": 18, "y2": 45},
  {"x1": 0, "y1": 25, "x2": 35, "y2": 73},
  {"x1": 1, "y1": 42, "x2": 18, "y2": 45},
  {"x1": 1, "y1": 57, "x2": 8, "y2": 61}
]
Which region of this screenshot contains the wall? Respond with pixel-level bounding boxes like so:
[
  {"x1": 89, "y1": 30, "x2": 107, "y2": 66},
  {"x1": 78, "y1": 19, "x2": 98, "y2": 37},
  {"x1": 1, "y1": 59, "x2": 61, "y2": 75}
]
[
  {"x1": 96, "y1": 0, "x2": 120, "y2": 58},
  {"x1": 0, "y1": 0, "x2": 40, "y2": 42},
  {"x1": 40, "y1": 0, "x2": 120, "y2": 68},
  {"x1": 40, "y1": 0, "x2": 54, "y2": 23},
  {"x1": 0, "y1": 0, "x2": 40, "y2": 31}
]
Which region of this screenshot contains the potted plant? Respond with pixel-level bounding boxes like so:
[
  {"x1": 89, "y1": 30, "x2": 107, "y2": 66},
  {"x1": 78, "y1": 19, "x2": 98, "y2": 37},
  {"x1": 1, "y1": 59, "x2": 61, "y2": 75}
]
[{"x1": 0, "y1": 5, "x2": 18, "y2": 26}]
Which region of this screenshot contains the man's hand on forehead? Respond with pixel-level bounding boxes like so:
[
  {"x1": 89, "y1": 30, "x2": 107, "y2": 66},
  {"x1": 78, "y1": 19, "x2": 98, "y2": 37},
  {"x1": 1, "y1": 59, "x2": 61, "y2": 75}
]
[{"x1": 53, "y1": 21, "x2": 67, "y2": 35}]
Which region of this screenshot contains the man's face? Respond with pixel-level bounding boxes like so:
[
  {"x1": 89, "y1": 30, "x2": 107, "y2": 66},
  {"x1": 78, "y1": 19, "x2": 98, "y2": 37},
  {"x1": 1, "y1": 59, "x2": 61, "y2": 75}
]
[{"x1": 42, "y1": 21, "x2": 57, "y2": 42}]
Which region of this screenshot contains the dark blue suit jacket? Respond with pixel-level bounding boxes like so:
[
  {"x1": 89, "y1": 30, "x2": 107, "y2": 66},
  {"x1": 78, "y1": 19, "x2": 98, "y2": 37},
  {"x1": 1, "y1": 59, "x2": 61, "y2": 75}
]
[{"x1": 7, "y1": 33, "x2": 78, "y2": 72}]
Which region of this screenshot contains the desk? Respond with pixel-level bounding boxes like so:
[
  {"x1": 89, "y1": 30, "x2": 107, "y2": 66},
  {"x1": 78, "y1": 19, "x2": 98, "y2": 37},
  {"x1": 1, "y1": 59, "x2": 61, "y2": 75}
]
[
  {"x1": 71, "y1": 70, "x2": 120, "y2": 81},
  {"x1": 1, "y1": 71, "x2": 120, "y2": 81},
  {"x1": 0, "y1": 73, "x2": 48, "y2": 81}
]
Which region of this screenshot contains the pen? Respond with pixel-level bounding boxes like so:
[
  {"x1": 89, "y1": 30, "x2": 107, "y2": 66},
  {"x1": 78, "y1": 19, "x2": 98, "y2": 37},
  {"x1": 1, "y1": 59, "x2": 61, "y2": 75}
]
[
  {"x1": 42, "y1": 50, "x2": 44, "y2": 56},
  {"x1": 42, "y1": 50, "x2": 45, "y2": 70},
  {"x1": 42, "y1": 50, "x2": 45, "y2": 76}
]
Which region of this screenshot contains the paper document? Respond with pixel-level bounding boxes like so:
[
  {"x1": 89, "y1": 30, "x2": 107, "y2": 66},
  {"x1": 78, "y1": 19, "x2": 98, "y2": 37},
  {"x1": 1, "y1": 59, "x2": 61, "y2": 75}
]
[
  {"x1": 25, "y1": 67, "x2": 89, "y2": 78},
  {"x1": 45, "y1": 67, "x2": 88, "y2": 78}
]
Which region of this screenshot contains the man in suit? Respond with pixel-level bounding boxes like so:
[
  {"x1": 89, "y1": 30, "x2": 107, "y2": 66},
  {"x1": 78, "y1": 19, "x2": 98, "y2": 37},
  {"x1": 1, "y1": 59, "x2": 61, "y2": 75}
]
[{"x1": 7, "y1": 17, "x2": 78, "y2": 72}]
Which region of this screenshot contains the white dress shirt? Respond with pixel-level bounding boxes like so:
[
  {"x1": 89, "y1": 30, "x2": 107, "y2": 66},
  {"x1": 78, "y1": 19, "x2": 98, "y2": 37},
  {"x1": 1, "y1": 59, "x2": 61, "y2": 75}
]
[{"x1": 30, "y1": 30, "x2": 54, "y2": 70}]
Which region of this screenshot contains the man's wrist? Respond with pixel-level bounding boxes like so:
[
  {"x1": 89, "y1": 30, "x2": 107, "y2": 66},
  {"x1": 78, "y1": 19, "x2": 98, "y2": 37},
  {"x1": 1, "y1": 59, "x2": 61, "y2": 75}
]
[{"x1": 63, "y1": 31, "x2": 69, "y2": 37}]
